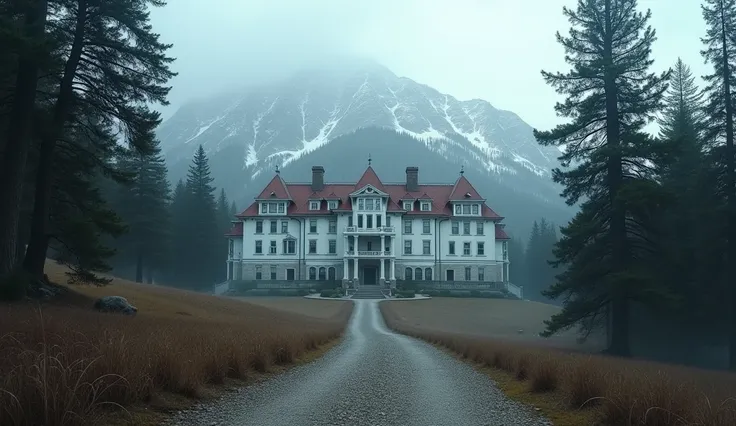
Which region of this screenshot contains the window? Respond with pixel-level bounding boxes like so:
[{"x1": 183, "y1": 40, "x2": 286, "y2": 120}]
[
  {"x1": 309, "y1": 219, "x2": 317, "y2": 233},
  {"x1": 451, "y1": 221, "x2": 459, "y2": 235},
  {"x1": 463, "y1": 242, "x2": 471, "y2": 255},
  {"x1": 358, "y1": 198, "x2": 365, "y2": 210},
  {"x1": 255, "y1": 266, "x2": 262, "y2": 280},
  {"x1": 367, "y1": 215, "x2": 373, "y2": 228},
  {"x1": 465, "y1": 267, "x2": 471, "y2": 281},
  {"x1": 260, "y1": 204, "x2": 267, "y2": 214},
  {"x1": 282, "y1": 239, "x2": 296, "y2": 254},
  {"x1": 405, "y1": 267, "x2": 413, "y2": 280},
  {"x1": 270, "y1": 265, "x2": 277, "y2": 280},
  {"x1": 367, "y1": 241, "x2": 373, "y2": 251},
  {"x1": 415, "y1": 268, "x2": 423, "y2": 280},
  {"x1": 472, "y1": 204, "x2": 479, "y2": 215},
  {"x1": 255, "y1": 240, "x2": 262, "y2": 254},
  {"x1": 365, "y1": 198, "x2": 374, "y2": 211},
  {"x1": 422, "y1": 240, "x2": 431, "y2": 255},
  {"x1": 318, "y1": 267, "x2": 326, "y2": 280},
  {"x1": 357, "y1": 214, "x2": 364, "y2": 228},
  {"x1": 425, "y1": 268, "x2": 432, "y2": 281},
  {"x1": 309, "y1": 240, "x2": 317, "y2": 254},
  {"x1": 446, "y1": 269, "x2": 455, "y2": 281},
  {"x1": 256, "y1": 220, "x2": 263, "y2": 233},
  {"x1": 463, "y1": 221, "x2": 470, "y2": 235},
  {"x1": 386, "y1": 216, "x2": 391, "y2": 227},
  {"x1": 422, "y1": 219, "x2": 430, "y2": 234},
  {"x1": 348, "y1": 215, "x2": 353, "y2": 227},
  {"x1": 477, "y1": 242, "x2": 485, "y2": 256},
  {"x1": 309, "y1": 200, "x2": 320, "y2": 210},
  {"x1": 478, "y1": 267, "x2": 485, "y2": 281},
  {"x1": 286, "y1": 268, "x2": 295, "y2": 281},
  {"x1": 328, "y1": 267, "x2": 336, "y2": 281},
  {"x1": 281, "y1": 221, "x2": 288, "y2": 233},
  {"x1": 268, "y1": 202, "x2": 278, "y2": 213},
  {"x1": 376, "y1": 215, "x2": 382, "y2": 227},
  {"x1": 385, "y1": 237, "x2": 391, "y2": 252},
  {"x1": 477, "y1": 222, "x2": 484, "y2": 235},
  {"x1": 328, "y1": 200, "x2": 338, "y2": 210},
  {"x1": 228, "y1": 240, "x2": 234, "y2": 257},
  {"x1": 329, "y1": 240, "x2": 336, "y2": 254},
  {"x1": 375, "y1": 199, "x2": 382, "y2": 210},
  {"x1": 269, "y1": 240, "x2": 277, "y2": 254},
  {"x1": 309, "y1": 267, "x2": 316, "y2": 280},
  {"x1": 270, "y1": 220, "x2": 277, "y2": 233},
  {"x1": 420, "y1": 202, "x2": 431, "y2": 211},
  {"x1": 448, "y1": 241, "x2": 455, "y2": 255},
  {"x1": 403, "y1": 201, "x2": 413, "y2": 211},
  {"x1": 277, "y1": 203, "x2": 285, "y2": 213},
  {"x1": 454, "y1": 204, "x2": 461, "y2": 215},
  {"x1": 404, "y1": 220, "x2": 412, "y2": 234},
  {"x1": 328, "y1": 220, "x2": 337, "y2": 233},
  {"x1": 503, "y1": 241, "x2": 508, "y2": 260},
  {"x1": 404, "y1": 240, "x2": 412, "y2": 255}
]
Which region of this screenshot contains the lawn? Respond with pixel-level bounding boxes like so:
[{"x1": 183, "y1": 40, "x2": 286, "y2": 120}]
[
  {"x1": 0, "y1": 262, "x2": 352, "y2": 426},
  {"x1": 382, "y1": 299, "x2": 736, "y2": 426}
]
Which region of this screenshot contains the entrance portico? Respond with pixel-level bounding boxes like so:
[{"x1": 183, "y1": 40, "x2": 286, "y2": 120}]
[{"x1": 343, "y1": 257, "x2": 395, "y2": 286}]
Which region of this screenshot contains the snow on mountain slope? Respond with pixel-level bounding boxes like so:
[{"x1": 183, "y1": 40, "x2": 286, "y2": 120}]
[{"x1": 158, "y1": 61, "x2": 562, "y2": 200}]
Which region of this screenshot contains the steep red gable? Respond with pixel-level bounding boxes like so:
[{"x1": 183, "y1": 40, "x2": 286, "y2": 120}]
[
  {"x1": 448, "y1": 175, "x2": 483, "y2": 201},
  {"x1": 495, "y1": 224, "x2": 510, "y2": 240},
  {"x1": 256, "y1": 174, "x2": 291, "y2": 200},
  {"x1": 224, "y1": 221, "x2": 243, "y2": 237},
  {"x1": 354, "y1": 166, "x2": 386, "y2": 192}
]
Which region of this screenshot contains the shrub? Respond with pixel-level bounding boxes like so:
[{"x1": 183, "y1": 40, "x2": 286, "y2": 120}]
[{"x1": 470, "y1": 290, "x2": 481, "y2": 298}]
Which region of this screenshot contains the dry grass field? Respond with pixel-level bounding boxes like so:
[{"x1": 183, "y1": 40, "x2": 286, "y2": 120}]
[
  {"x1": 237, "y1": 297, "x2": 348, "y2": 319},
  {"x1": 382, "y1": 299, "x2": 736, "y2": 426},
  {"x1": 0, "y1": 262, "x2": 352, "y2": 426}
]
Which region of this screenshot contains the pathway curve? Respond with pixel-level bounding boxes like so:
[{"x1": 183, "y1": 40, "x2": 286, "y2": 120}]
[{"x1": 170, "y1": 300, "x2": 550, "y2": 426}]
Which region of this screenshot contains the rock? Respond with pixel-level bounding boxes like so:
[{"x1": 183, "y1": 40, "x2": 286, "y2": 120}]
[{"x1": 93, "y1": 296, "x2": 138, "y2": 316}]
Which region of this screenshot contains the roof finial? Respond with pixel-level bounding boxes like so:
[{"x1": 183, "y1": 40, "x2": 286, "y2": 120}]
[
  {"x1": 368, "y1": 153, "x2": 372, "y2": 166},
  {"x1": 275, "y1": 164, "x2": 280, "y2": 174},
  {"x1": 460, "y1": 165, "x2": 464, "y2": 176}
]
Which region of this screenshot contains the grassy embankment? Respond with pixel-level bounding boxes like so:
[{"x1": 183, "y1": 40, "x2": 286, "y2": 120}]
[
  {"x1": 0, "y1": 262, "x2": 352, "y2": 426},
  {"x1": 381, "y1": 298, "x2": 736, "y2": 426}
]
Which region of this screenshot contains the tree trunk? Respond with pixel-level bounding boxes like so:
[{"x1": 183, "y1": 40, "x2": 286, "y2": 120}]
[
  {"x1": 0, "y1": 0, "x2": 48, "y2": 277},
  {"x1": 23, "y1": 0, "x2": 88, "y2": 278},
  {"x1": 603, "y1": 0, "x2": 630, "y2": 357},
  {"x1": 718, "y1": 4, "x2": 736, "y2": 371}
]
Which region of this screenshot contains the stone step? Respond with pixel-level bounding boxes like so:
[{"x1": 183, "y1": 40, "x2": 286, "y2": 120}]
[{"x1": 351, "y1": 286, "x2": 386, "y2": 299}]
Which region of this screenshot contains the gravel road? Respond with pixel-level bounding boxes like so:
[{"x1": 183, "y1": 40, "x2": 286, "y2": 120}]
[{"x1": 169, "y1": 300, "x2": 551, "y2": 426}]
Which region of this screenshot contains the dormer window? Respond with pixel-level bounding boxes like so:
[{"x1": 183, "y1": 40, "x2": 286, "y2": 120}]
[
  {"x1": 309, "y1": 200, "x2": 320, "y2": 211},
  {"x1": 327, "y1": 200, "x2": 338, "y2": 210},
  {"x1": 260, "y1": 201, "x2": 287, "y2": 215},
  {"x1": 453, "y1": 203, "x2": 481, "y2": 216},
  {"x1": 420, "y1": 202, "x2": 431, "y2": 211},
  {"x1": 403, "y1": 201, "x2": 413, "y2": 211}
]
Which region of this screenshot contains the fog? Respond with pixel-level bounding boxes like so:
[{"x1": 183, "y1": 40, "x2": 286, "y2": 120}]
[{"x1": 150, "y1": 0, "x2": 707, "y2": 129}]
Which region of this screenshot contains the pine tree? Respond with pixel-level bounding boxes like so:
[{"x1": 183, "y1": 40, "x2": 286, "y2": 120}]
[
  {"x1": 22, "y1": 0, "x2": 175, "y2": 279},
  {"x1": 0, "y1": 0, "x2": 49, "y2": 279},
  {"x1": 110, "y1": 137, "x2": 171, "y2": 283},
  {"x1": 534, "y1": 0, "x2": 669, "y2": 355},
  {"x1": 166, "y1": 179, "x2": 189, "y2": 286},
  {"x1": 701, "y1": 0, "x2": 736, "y2": 369},
  {"x1": 216, "y1": 188, "x2": 232, "y2": 282},
  {"x1": 508, "y1": 236, "x2": 526, "y2": 290}
]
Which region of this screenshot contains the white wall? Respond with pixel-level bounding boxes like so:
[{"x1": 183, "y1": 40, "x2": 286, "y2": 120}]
[{"x1": 438, "y1": 218, "x2": 496, "y2": 261}]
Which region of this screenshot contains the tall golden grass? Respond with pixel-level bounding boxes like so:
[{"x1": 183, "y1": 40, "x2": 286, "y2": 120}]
[
  {"x1": 0, "y1": 268, "x2": 351, "y2": 426},
  {"x1": 381, "y1": 302, "x2": 736, "y2": 426}
]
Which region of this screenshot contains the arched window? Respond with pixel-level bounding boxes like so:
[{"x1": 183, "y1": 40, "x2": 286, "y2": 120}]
[
  {"x1": 415, "y1": 267, "x2": 423, "y2": 281},
  {"x1": 328, "y1": 267, "x2": 336, "y2": 281},
  {"x1": 319, "y1": 267, "x2": 327, "y2": 280},
  {"x1": 404, "y1": 267, "x2": 412, "y2": 280},
  {"x1": 425, "y1": 268, "x2": 432, "y2": 281},
  {"x1": 309, "y1": 267, "x2": 316, "y2": 280}
]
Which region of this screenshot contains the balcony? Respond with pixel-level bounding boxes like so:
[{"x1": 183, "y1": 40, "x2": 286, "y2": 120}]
[
  {"x1": 344, "y1": 226, "x2": 395, "y2": 235},
  {"x1": 345, "y1": 250, "x2": 394, "y2": 258}
]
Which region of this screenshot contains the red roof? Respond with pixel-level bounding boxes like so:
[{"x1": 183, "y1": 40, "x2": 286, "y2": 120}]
[
  {"x1": 237, "y1": 167, "x2": 503, "y2": 220},
  {"x1": 225, "y1": 222, "x2": 243, "y2": 237},
  {"x1": 448, "y1": 174, "x2": 484, "y2": 201},
  {"x1": 255, "y1": 174, "x2": 291, "y2": 200},
  {"x1": 495, "y1": 224, "x2": 510, "y2": 240},
  {"x1": 354, "y1": 166, "x2": 386, "y2": 192}
]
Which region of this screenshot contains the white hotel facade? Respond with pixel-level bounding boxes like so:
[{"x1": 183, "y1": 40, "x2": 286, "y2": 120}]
[{"x1": 225, "y1": 165, "x2": 510, "y2": 286}]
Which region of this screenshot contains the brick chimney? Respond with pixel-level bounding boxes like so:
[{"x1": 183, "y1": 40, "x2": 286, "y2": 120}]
[
  {"x1": 311, "y1": 166, "x2": 325, "y2": 191},
  {"x1": 405, "y1": 167, "x2": 418, "y2": 192}
]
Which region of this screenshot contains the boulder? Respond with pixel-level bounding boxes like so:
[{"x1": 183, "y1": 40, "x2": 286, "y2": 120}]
[{"x1": 93, "y1": 296, "x2": 138, "y2": 316}]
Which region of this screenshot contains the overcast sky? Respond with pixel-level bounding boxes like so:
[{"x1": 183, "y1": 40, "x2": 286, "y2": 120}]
[{"x1": 150, "y1": 0, "x2": 708, "y2": 130}]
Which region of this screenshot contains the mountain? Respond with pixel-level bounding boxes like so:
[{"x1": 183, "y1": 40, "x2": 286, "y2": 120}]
[{"x1": 157, "y1": 61, "x2": 573, "y2": 236}]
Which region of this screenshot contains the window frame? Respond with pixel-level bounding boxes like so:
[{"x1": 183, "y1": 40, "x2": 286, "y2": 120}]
[
  {"x1": 309, "y1": 200, "x2": 320, "y2": 211},
  {"x1": 420, "y1": 201, "x2": 431, "y2": 211},
  {"x1": 422, "y1": 219, "x2": 430, "y2": 234},
  {"x1": 422, "y1": 240, "x2": 431, "y2": 255},
  {"x1": 269, "y1": 240, "x2": 277, "y2": 254},
  {"x1": 308, "y1": 239, "x2": 317, "y2": 254},
  {"x1": 404, "y1": 240, "x2": 412, "y2": 255},
  {"x1": 255, "y1": 240, "x2": 262, "y2": 254}
]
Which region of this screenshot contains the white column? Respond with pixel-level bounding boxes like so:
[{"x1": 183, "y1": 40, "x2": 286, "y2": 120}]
[
  {"x1": 355, "y1": 235, "x2": 359, "y2": 254},
  {"x1": 226, "y1": 262, "x2": 230, "y2": 280},
  {"x1": 353, "y1": 258, "x2": 359, "y2": 280},
  {"x1": 380, "y1": 235, "x2": 385, "y2": 254},
  {"x1": 344, "y1": 235, "x2": 349, "y2": 254},
  {"x1": 343, "y1": 258, "x2": 348, "y2": 280},
  {"x1": 380, "y1": 258, "x2": 385, "y2": 281},
  {"x1": 390, "y1": 259, "x2": 395, "y2": 280}
]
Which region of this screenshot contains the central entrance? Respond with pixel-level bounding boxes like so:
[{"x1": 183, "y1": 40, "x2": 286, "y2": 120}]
[{"x1": 363, "y1": 266, "x2": 377, "y2": 285}]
